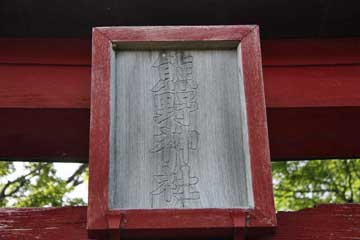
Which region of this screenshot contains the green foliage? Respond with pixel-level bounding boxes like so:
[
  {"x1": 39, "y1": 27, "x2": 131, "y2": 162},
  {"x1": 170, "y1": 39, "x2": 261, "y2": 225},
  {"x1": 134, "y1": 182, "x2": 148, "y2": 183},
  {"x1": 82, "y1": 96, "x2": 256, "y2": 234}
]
[
  {"x1": 0, "y1": 162, "x2": 14, "y2": 177},
  {"x1": 1, "y1": 159, "x2": 359, "y2": 210},
  {"x1": 0, "y1": 162, "x2": 88, "y2": 207},
  {"x1": 272, "y1": 159, "x2": 360, "y2": 211}
]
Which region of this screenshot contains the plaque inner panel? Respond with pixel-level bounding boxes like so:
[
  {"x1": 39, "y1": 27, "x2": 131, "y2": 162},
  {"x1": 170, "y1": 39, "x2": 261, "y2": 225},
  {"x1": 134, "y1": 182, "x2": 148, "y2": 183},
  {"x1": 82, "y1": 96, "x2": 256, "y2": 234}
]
[{"x1": 109, "y1": 48, "x2": 252, "y2": 209}]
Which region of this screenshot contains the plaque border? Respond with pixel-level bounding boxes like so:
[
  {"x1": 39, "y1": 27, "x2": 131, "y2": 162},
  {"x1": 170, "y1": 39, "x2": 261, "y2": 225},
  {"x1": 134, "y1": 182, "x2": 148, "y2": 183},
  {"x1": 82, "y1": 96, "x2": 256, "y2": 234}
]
[{"x1": 88, "y1": 25, "x2": 276, "y2": 237}]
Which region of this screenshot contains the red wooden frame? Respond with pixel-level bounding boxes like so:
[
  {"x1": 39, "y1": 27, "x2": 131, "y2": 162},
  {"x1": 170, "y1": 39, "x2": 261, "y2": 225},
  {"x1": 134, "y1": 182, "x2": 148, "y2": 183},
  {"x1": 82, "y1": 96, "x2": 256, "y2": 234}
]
[
  {"x1": 2, "y1": 204, "x2": 360, "y2": 240},
  {"x1": 88, "y1": 26, "x2": 276, "y2": 238}
]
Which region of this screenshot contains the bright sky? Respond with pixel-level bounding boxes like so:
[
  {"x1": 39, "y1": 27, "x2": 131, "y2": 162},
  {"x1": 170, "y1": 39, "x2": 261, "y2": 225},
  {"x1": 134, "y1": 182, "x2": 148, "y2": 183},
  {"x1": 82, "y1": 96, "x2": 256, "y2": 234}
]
[{"x1": 53, "y1": 162, "x2": 88, "y2": 203}]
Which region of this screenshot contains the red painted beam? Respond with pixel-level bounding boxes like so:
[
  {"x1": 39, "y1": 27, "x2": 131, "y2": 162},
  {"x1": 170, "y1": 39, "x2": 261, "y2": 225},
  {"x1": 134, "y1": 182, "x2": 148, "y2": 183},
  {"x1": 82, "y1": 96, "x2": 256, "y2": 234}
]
[
  {"x1": 1, "y1": 38, "x2": 360, "y2": 109},
  {"x1": 267, "y1": 107, "x2": 360, "y2": 160},
  {"x1": 0, "y1": 205, "x2": 358, "y2": 240},
  {"x1": 1, "y1": 64, "x2": 360, "y2": 109},
  {"x1": 2, "y1": 107, "x2": 359, "y2": 161},
  {"x1": 261, "y1": 38, "x2": 360, "y2": 66},
  {"x1": 264, "y1": 65, "x2": 360, "y2": 108},
  {"x1": 0, "y1": 207, "x2": 87, "y2": 240},
  {"x1": 0, "y1": 38, "x2": 91, "y2": 66},
  {"x1": 0, "y1": 109, "x2": 89, "y2": 161},
  {"x1": 2, "y1": 38, "x2": 360, "y2": 66},
  {"x1": 0, "y1": 64, "x2": 90, "y2": 108},
  {"x1": 1, "y1": 38, "x2": 360, "y2": 161}
]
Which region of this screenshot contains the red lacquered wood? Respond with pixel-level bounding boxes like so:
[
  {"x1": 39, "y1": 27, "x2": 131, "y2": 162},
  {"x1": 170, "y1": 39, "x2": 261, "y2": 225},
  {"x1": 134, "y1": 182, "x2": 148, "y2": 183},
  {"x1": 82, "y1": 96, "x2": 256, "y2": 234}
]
[
  {"x1": 2, "y1": 38, "x2": 360, "y2": 160},
  {"x1": 108, "y1": 209, "x2": 244, "y2": 229},
  {"x1": 0, "y1": 38, "x2": 91, "y2": 65},
  {"x1": 262, "y1": 38, "x2": 360, "y2": 66},
  {"x1": 1, "y1": 38, "x2": 360, "y2": 109},
  {"x1": 0, "y1": 207, "x2": 87, "y2": 240},
  {"x1": 0, "y1": 64, "x2": 90, "y2": 108},
  {"x1": 3, "y1": 107, "x2": 360, "y2": 162},
  {"x1": 99, "y1": 25, "x2": 254, "y2": 42},
  {"x1": 267, "y1": 107, "x2": 360, "y2": 160},
  {"x1": 263, "y1": 65, "x2": 360, "y2": 108},
  {"x1": 2, "y1": 64, "x2": 360, "y2": 109},
  {"x1": 88, "y1": 25, "x2": 276, "y2": 236},
  {"x1": 265, "y1": 204, "x2": 360, "y2": 240},
  {"x1": 3, "y1": 37, "x2": 360, "y2": 67},
  {"x1": 87, "y1": 29, "x2": 111, "y2": 230},
  {"x1": 0, "y1": 108, "x2": 89, "y2": 161},
  {"x1": 0, "y1": 204, "x2": 359, "y2": 239},
  {"x1": 240, "y1": 26, "x2": 275, "y2": 227}
]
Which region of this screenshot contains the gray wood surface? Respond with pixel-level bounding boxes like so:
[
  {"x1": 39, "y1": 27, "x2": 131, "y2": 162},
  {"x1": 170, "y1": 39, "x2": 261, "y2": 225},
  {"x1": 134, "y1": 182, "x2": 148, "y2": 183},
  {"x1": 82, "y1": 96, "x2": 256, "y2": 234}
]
[{"x1": 109, "y1": 48, "x2": 252, "y2": 209}]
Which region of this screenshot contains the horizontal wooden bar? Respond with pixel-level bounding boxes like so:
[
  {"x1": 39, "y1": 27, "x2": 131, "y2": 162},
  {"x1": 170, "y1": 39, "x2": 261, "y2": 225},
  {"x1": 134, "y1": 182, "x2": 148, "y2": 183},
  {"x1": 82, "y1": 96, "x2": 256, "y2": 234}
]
[
  {"x1": 267, "y1": 107, "x2": 360, "y2": 160},
  {"x1": 0, "y1": 207, "x2": 87, "y2": 240},
  {"x1": 1, "y1": 38, "x2": 360, "y2": 66},
  {"x1": 1, "y1": 38, "x2": 360, "y2": 109},
  {"x1": 0, "y1": 205, "x2": 358, "y2": 239},
  {"x1": 1, "y1": 107, "x2": 360, "y2": 162},
  {"x1": 1, "y1": 38, "x2": 360, "y2": 160},
  {"x1": 0, "y1": 38, "x2": 91, "y2": 66},
  {"x1": 261, "y1": 38, "x2": 360, "y2": 66},
  {"x1": 1, "y1": 64, "x2": 359, "y2": 109},
  {"x1": 0, "y1": 109, "x2": 90, "y2": 162},
  {"x1": 264, "y1": 65, "x2": 360, "y2": 108},
  {"x1": 0, "y1": 64, "x2": 90, "y2": 108}
]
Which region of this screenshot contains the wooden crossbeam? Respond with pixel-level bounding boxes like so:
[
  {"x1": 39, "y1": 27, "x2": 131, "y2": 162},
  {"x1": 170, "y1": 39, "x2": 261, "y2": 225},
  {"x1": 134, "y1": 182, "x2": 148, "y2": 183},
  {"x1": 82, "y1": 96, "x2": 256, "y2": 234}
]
[
  {"x1": 0, "y1": 205, "x2": 358, "y2": 239},
  {"x1": 1, "y1": 38, "x2": 360, "y2": 161}
]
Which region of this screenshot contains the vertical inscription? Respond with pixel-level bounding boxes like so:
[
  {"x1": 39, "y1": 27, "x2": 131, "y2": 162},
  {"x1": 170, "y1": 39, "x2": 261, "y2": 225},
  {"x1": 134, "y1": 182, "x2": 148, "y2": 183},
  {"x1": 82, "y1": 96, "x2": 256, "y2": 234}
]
[{"x1": 150, "y1": 51, "x2": 200, "y2": 208}]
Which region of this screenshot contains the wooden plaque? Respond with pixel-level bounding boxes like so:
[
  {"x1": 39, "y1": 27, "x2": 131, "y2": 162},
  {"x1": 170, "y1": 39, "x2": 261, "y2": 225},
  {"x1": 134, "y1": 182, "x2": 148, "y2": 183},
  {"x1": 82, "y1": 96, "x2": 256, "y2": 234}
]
[{"x1": 88, "y1": 26, "x2": 275, "y2": 237}]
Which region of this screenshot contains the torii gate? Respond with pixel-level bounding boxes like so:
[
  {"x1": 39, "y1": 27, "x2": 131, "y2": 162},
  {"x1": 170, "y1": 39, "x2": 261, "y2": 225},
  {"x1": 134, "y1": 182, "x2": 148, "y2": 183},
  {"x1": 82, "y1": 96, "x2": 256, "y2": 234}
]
[{"x1": 0, "y1": 1, "x2": 360, "y2": 239}]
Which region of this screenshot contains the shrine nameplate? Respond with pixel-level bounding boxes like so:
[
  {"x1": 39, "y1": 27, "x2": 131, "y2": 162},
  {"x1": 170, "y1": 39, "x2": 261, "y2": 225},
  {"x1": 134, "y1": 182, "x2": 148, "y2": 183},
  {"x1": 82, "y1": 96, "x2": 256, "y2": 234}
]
[
  {"x1": 109, "y1": 48, "x2": 252, "y2": 209},
  {"x1": 88, "y1": 26, "x2": 276, "y2": 234}
]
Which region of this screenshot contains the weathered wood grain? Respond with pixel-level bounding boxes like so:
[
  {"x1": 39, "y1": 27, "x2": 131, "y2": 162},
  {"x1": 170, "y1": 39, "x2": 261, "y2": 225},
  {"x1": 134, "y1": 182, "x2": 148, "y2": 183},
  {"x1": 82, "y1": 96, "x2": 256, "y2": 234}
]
[
  {"x1": 109, "y1": 49, "x2": 251, "y2": 209},
  {"x1": 263, "y1": 204, "x2": 360, "y2": 240},
  {"x1": 0, "y1": 205, "x2": 358, "y2": 239},
  {"x1": 0, "y1": 207, "x2": 87, "y2": 240},
  {"x1": 90, "y1": 26, "x2": 274, "y2": 231}
]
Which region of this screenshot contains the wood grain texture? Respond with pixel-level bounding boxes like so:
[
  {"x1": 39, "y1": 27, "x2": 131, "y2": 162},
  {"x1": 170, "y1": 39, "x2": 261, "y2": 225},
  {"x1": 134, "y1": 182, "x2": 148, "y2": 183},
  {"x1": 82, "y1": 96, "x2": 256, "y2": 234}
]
[
  {"x1": 240, "y1": 27, "x2": 275, "y2": 227},
  {"x1": 109, "y1": 49, "x2": 250, "y2": 209},
  {"x1": 99, "y1": 25, "x2": 254, "y2": 42},
  {"x1": 0, "y1": 205, "x2": 359, "y2": 239},
  {"x1": 273, "y1": 204, "x2": 360, "y2": 240},
  {"x1": 0, "y1": 207, "x2": 87, "y2": 240},
  {"x1": 89, "y1": 26, "x2": 275, "y2": 231},
  {"x1": 88, "y1": 29, "x2": 111, "y2": 229}
]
